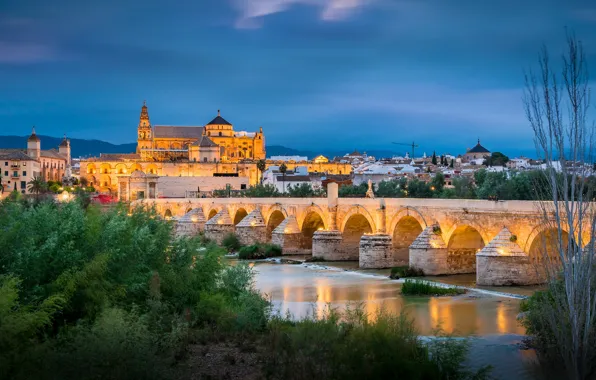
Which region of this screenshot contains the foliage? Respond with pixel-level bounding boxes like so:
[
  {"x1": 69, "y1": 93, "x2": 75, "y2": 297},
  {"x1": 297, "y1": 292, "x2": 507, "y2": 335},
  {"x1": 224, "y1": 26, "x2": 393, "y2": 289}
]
[
  {"x1": 27, "y1": 176, "x2": 48, "y2": 195},
  {"x1": 242, "y1": 184, "x2": 281, "y2": 197},
  {"x1": 264, "y1": 306, "x2": 488, "y2": 380},
  {"x1": 238, "y1": 243, "x2": 282, "y2": 260},
  {"x1": 222, "y1": 233, "x2": 242, "y2": 252},
  {"x1": 339, "y1": 183, "x2": 369, "y2": 197},
  {"x1": 257, "y1": 159, "x2": 267, "y2": 184},
  {"x1": 389, "y1": 266, "x2": 424, "y2": 279},
  {"x1": 431, "y1": 151, "x2": 437, "y2": 165},
  {"x1": 483, "y1": 151, "x2": 509, "y2": 167},
  {"x1": 401, "y1": 280, "x2": 464, "y2": 296},
  {"x1": 287, "y1": 183, "x2": 326, "y2": 197},
  {"x1": 49, "y1": 183, "x2": 62, "y2": 193}
]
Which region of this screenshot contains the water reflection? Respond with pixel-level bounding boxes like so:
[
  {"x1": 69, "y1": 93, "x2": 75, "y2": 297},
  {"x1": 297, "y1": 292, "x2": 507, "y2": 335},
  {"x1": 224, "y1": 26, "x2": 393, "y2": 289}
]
[{"x1": 254, "y1": 263, "x2": 525, "y2": 336}]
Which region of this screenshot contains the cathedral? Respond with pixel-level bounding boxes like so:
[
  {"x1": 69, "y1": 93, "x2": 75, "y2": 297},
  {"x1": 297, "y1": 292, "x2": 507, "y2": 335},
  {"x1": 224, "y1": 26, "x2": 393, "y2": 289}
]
[{"x1": 136, "y1": 102, "x2": 265, "y2": 162}]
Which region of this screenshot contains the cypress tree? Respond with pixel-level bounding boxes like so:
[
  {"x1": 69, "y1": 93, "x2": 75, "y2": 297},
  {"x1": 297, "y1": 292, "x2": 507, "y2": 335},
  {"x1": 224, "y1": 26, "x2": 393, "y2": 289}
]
[{"x1": 431, "y1": 151, "x2": 437, "y2": 165}]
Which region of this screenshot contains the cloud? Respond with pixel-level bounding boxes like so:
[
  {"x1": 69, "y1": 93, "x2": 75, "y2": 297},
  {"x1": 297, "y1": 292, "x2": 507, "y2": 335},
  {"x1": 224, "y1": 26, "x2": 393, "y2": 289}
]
[
  {"x1": 232, "y1": 0, "x2": 371, "y2": 28},
  {"x1": 0, "y1": 41, "x2": 58, "y2": 64}
]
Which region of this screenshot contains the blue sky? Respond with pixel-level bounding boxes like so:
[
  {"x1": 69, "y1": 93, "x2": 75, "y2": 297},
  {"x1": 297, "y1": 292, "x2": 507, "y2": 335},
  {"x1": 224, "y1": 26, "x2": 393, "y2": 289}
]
[{"x1": 1, "y1": 0, "x2": 595, "y2": 157}]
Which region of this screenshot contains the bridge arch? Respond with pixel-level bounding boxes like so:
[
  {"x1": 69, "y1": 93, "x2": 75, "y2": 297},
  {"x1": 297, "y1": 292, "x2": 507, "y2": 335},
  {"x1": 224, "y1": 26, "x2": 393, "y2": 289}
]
[
  {"x1": 391, "y1": 215, "x2": 424, "y2": 264},
  {"x1": 446, "y1": 224, "x2": 486, "y2": 273},
  {"x1": 164, "y1": 209, "x2": 173, "y2": 219},
  {"x1": 206, "y1": 206, "x2": 221, "y2": 221},
  {"x1": 340, "y1": 206, "x2": 377, "y2": 234},
  {"x1": 266, "y1": 209, "x2": 287, "y2": 239},
  {"x1": 300, "y1": 206, "x2": 327, "y2": 249},
  {"x1": 233, "y1": 207, "x2": 249, "y2": 225},
  {"x1": 264, "y1": 204, "x2": 289, "y2": 225},
  {"x1": 388, "y1": 206, "x2": 430, "y2": 235},
  {"x1": 526, "y1": 225, "x2": 572, "y2": 264},
  {"x1": 341, "y1": 211, "x2": 374, "y2": 259}
]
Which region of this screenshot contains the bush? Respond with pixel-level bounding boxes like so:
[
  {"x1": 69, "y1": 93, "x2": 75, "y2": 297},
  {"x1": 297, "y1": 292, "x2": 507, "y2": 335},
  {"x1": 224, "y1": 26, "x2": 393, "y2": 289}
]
[
  {"x1": 264, "y1": 306, "x2": 489, "y2": 380},
  {"x1": 305, "y1": 256, "x2": 327, "y2": 262},
  {"x1": 221, "y1": 233, "x2": 242, "y2": 252},
  {"x1": 389, "y1": 266, "x2": 424, "y2": 279},
  {"x1": 401, "y1": 279, "x2": 464, "y2": 296},
  {"x1": 238, "y1": 244, "x2": 282, "y2": 260}
]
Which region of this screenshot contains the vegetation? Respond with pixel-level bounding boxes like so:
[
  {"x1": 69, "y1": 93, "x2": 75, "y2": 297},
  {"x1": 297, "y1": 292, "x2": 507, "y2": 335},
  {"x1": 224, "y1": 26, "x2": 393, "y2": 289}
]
[
  {"x1": 222, "y1": 233, "x2": 242, "y2": 252},
  {"x1": 0, "y1": 198, "x2": 484, "y2": 379},
  {"x1": 389, "y1": 266, "x2": 424, "y2": 280},
  {"x1": 338, "y1": 169, "x2": 556, "y2": 200},
  {"x1": 279, "y1": 163, "x2": 288, "y2": 194},
  {"x1": 287, "y1": 183, "x2": 326, "y2": 197},
  {"x1": 483, "y1": 152, "x2": 509, "y2": 167},
  {"x1": 241, "y1": 184, "x2": 281, "y2": 197},
  {"x1": 520, "y1": 33, "x2": 596, "y2": 379},
  {"x1": 238, "y1": 243, "x2": 283, "y2": 260},
  {"x1": 401, "y1": 279, "x2": 465, "y2": 296},
  {"x1": 257, "y1": 159, "x2": 267, "y2": 184},
  {"x1": 265, "y1": 306, "x2": 489, "y2": 380},
  {"x1": 27, "y1": 175, "x2": 48, "y2": 195}
]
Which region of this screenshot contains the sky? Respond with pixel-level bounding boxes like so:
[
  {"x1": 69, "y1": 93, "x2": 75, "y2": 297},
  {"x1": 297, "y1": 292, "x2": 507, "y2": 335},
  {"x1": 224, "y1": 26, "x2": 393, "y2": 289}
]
[{"x1": 1, "y1": 0, "x2": 595, "y2": 157}]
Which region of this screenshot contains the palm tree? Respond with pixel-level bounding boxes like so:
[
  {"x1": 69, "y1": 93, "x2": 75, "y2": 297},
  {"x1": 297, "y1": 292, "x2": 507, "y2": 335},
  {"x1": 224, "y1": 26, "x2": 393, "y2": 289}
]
[
  {"x1": 279, "y1": 163, "x2": 287, "y2": 194},
  {"x1": 257, "y1": 159, "x2": 266, "y2": 185},
  {"x1": 27, "y1": 175, "x2": 47, "y2": 197}
]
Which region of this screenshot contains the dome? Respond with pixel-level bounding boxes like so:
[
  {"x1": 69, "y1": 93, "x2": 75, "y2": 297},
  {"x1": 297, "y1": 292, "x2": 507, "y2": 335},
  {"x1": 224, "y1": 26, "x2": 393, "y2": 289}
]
[
  {"x1": 468, "y1": 139, "x2": 490, "y2": 154},
  {"x1": 28, "y1": 127, "x2": 40, "y2": 142},
  {"x1": 206, "y1": 110, "x2": 232, "y2": 126}
]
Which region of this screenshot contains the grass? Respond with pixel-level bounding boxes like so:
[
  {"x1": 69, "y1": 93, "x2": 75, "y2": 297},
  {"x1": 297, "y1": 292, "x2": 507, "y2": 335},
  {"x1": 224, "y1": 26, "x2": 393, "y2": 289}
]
[
  {"x1": 390, "y1": 266, "x2": 424, "y2": 279},
  {"x1": 238, "y1": 244, "x2": 282, "y2": 260},
  {"x1": 401, "y1": 279, "x2": 465, "y2": 296}
]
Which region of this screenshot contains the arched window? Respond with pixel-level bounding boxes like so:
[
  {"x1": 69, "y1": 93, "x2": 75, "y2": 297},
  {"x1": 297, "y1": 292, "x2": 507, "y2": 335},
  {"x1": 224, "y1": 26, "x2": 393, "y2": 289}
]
[
  {"x1": 203, "y1": 157, "x2": 207, "y2": 162},
  {"x1": 219, "y1": 132, "x2": 222, "y2": 137}
]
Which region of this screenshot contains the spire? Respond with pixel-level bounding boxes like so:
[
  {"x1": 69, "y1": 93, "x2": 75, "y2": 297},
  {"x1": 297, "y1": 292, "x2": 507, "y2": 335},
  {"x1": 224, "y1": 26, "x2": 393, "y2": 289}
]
[
  {"x1": 139, "y1": 101, "x2": 150, "y2": 122},
  {"x1": 478, "y1": 138, "x2": 480, "y2": 144},
  {"x1": 28, "y1": 126, "x2": 40, "y2": 142},
  {"x1": 217, "y1": 109, "x2": 221, "y2": 116}
]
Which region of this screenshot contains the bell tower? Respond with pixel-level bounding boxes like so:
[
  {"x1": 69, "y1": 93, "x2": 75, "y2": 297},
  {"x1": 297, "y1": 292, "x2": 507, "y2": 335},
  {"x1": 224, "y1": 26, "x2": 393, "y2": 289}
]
[{"x1": 136, "y1": 100, "x2": 152, "y2": 154}]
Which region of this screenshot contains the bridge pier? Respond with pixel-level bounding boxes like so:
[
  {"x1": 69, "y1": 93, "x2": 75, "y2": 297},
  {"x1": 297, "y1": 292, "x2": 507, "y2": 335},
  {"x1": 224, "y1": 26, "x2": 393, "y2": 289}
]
[
  {"x1": 312, "y1": 230, "x2": 346, "y2": 260},
  {"x1": 175, "y1": 207, "x2": 205, "y2": 237},
  {"x1": 204, "y1": 209, "x2": 235, "y2": 245},
  {"x1": 476, "y1": 227, "x2": 543, "y2": 286},
  {"x1": 236, "y1": 209, "x2": 267, "y2": 245},
  {"x1": 271, "y1": 216, "x2": 304, "y2": 255},
  {"x1": 409, "y1": 226, "x2": 449, "y2": 275},
  {"x1": 359, "y1": 234, "x2": 393, "y2": 268}
]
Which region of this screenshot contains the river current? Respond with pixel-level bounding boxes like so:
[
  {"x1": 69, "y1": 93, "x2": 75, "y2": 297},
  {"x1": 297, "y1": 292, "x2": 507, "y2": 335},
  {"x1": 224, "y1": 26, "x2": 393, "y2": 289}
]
[{"x1": 251, "y1": 260, "x2": 547, "y2": 380}]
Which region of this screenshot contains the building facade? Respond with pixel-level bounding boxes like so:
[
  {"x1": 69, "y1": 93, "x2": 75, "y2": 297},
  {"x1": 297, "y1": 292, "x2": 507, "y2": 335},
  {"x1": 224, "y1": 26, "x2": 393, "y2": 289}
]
[{"x1": 0, "y1": 128, "x2": 70, "y2": 194}]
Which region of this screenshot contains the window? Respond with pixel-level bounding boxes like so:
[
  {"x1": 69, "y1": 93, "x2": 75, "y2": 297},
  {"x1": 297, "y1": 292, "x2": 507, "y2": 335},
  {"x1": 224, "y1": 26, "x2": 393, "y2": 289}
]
[
  {"x1": 203, "y1": 157, "x2": 207, "y2": 162},
  {"x1": 20, "y1": 181, "x2": 26, "y2": 189},
  {"x1": 213, "y1": 158, "x2": 216, "y2": 163},
  {"x1": 240, "y1": 184, "x2": 247, "y2": 190},
  {"x1": 4, "y1": 162, "x2": 7, "y2": 166},
  {"x1": 22, "y1": 171, "x2": 26, "y2": 176},
  {"x1": 23, "y1": 162, "x2": 26, "y2": 166},
  {"x1": 219, "y1": 132, "x2": 222, "y2": 137},
  {"x1": 13, "y1": 171, "x2": 18, "y2": 177},
  {"x1": 4, "y1": 171, "x2": 7, "y2": 176}
]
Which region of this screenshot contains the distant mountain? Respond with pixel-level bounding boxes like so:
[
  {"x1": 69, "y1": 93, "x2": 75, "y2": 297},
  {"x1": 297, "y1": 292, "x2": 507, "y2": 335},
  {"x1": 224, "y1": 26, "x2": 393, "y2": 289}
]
[
  {"x1": 0, "y1": 135, "x2": 137, "y2": 158},
  {"x1": 0, "y1": 135, "x2": 402, "y2": 160}
]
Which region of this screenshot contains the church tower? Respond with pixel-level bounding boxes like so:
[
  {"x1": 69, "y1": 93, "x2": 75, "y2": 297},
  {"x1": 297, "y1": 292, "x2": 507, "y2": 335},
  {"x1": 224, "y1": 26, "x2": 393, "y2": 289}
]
[
  {"x1": 136, "y1": 101, "x2": 152, "y2": 153},
  {"x1": 27, "y1": 126, "x2": 41, "y2": 160}
]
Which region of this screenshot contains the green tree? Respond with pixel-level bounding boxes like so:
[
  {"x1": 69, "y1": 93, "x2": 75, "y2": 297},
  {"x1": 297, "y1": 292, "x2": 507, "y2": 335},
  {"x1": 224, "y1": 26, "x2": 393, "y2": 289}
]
[
  {"x1": 256, "y1": 159, "x2": 267, "y2": 185},
  {"x1": 242, "y1": 184, "x2": 280, "y2": 197},
  {"x1": 287, "y1": 183, "x2": 325, "y2": 197},
  {"x1": 79, "y1": 177, "x2": 89, "y2": 187},
  {"x1": 431, "y1": 151, "x2": 437, "y2": 165},
  {"x1": 450, "y1": 158, "x2": 455, "y2": 168},
  {"x1": 430, "y1": 172, "x2": 445, "y2": 194},
  {"x1": 0, "y1": 171, "x2": 4, "y2": 194},
  {"x1": 279, "y1": 163, "x2": 288, "y2": 194},
  {"x1": 338, "y1": 183, "x2": 368, "y2": 197},
  {"x1": 483, "y1": 152, "x2": 509, "y2": 167},
  {"x1": 27, "y1": 176, "x2": 47, "y2": 196}
]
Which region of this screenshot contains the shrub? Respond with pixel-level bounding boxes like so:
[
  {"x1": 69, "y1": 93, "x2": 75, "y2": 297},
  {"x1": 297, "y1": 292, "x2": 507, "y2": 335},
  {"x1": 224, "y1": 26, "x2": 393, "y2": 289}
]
[
  {"x1": 305, "y1": 256, "x2": 327, "y2": 262},
  {"x1": 238, "y1": 244, "x2": 282, "y2": 260},
  {"x1": 389, "y1": 266, "x2": 424, "y2": 279},
  {"x1": 401, "y1": 279, "x2": 464, "y2": 296},
  {"x1": 221, "y1": 233, "x2": 242, "y2": 252},
  {"x1": 264, "y1": 306, "x2": 489, "y2": 380}
]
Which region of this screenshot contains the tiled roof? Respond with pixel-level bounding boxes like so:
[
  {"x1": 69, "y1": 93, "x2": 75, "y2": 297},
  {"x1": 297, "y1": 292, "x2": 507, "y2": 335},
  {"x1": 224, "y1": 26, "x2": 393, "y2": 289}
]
[
  {"x1": 192, "y1": 135, "x2": 218, "y2": 148},
  {"x1": 206, "y1": 113, "x2": 232, "y2": 126},
  {"x1": 40, "y1": 149, "x2": 67, "y2": 160},
  {"x1": 153, "y1": 126, "x2": 204, "y2": 139},
  {"x1": 276, "y1": 175, "x2": 311, "y2": 182},
  {"x1": 0, "y1": 149, "x2": 35, "y2": 161},
  {"x1": 468, "y1": 140, "x2": 490, "y2": 154}
]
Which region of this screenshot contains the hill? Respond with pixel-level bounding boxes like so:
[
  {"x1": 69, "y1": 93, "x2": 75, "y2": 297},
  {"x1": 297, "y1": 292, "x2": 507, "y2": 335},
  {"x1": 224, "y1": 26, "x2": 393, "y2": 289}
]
[{"x1": 0, "y1": 135, "x2": 401, "y2": 160}]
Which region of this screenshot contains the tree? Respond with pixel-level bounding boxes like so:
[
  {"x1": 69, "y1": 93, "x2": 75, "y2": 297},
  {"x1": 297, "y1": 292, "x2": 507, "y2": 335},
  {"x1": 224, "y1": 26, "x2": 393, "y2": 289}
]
[
  {"x1": 0, "y1": 171, "x2": 3, "y2": 194},
  {"x1": 287, "y1": 183, "x2": 325, "y2": 197},
  {"x1": 27, "y1": 176, "x2": 47, "y2": 196},
  {"x1": 430, "y1": 172, "x2": 445, "y2": 194},
  {"x1": 483, "y1": 152, "x2": 509, "y2": 167},
  {"x1": 522, "y1": 33, "x2": 596, "y2": 379},
  {"x1": 450, "y1": 159, "x2": 454, "y2": 168},
  {"x1": 431, "y1": 151, "x2": 437, "y2": 165},
  {"x1": 79, "y1": 177, "x2": 89, "y2": 187},
  {"x1": 279, "y1": 163, "x2": 288, "y2": 194},
  {"x1": 257, "y1": 159, "x2": 267, "y2": 185}
]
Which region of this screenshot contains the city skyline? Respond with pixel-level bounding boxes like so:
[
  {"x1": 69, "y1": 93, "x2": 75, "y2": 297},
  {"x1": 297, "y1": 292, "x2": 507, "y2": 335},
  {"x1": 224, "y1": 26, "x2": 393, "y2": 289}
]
[{"x1": 1, "y1": 0, "x2": 595, "y2": 156}]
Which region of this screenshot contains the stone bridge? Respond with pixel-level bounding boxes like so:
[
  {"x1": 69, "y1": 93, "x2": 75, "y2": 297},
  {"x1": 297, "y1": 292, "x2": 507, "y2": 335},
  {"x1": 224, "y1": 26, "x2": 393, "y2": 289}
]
[{"x1": 136, "y1": 184, "x2": 585, "y2": 286}]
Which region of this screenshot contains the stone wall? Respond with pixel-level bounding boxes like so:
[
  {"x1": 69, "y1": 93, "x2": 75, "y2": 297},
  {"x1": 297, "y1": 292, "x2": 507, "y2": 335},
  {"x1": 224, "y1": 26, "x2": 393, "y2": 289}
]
[
  {"x1": 236, "y1": 226, "x2": 267, "y2": 246},
  {"x1": 359, "y1": 234, "x2": 393, "y2": 269},
  {"x1": 312, "y1": 231, "x2": 346, "y2": 260},
  {"x1": 157, "y1": 176, "x2": 249, "y2": 198},
  {"x1": 271, "y1": 232, "x2": 304, "y2": 255},
  {"x1": 204, "y1": 224, "x2": 235, "y2": 245},
  {"x1": 476, "y1": 256, "x2": 543, "y2": 286}
]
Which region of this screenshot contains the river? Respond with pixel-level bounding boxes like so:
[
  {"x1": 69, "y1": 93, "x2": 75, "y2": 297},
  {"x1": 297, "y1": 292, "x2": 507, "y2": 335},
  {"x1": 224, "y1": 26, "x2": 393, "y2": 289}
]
[{"x1": 251, "y1": 260, "x2": 546, "y2": 380}]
